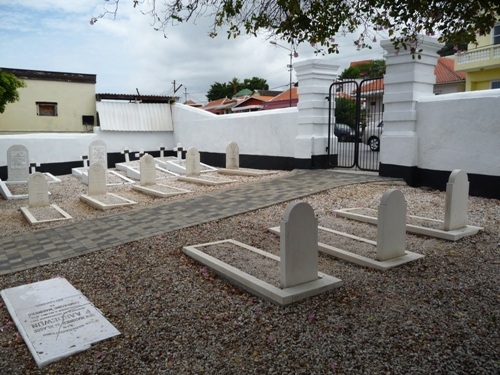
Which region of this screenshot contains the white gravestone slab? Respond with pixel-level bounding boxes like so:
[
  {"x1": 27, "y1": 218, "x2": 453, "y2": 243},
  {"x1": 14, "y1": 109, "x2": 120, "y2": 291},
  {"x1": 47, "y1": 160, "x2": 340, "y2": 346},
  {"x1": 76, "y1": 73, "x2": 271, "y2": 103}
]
[
  {"x1": 280, "y1": 202, "x2": 319, "y2": 288},
  {"x1": 88, "y1": 163, "x2": 107, "y2": 196},
  {"x1": 226, "y1": 141, "x2": 239, "y2": 169},
  {"x1": 186, "y1": 147, "x2": 201, "y2": 177},
  {"x1": 28, "y1": 172, "x2": 50, "y2": 207},
  {"x1": 7, "y1": 144, "x2": 29, "y2": 181},
  {"x1": 444, "y1": 169, "x2": 469, "y2": 231},
  {"x1": 377, "y1": 189, "x2": 406, "y2": 261},
  {"x1": 1, "y1": 277, "x2": 120, "y2": 368},
  {"x1": 89, "y1": 140, "x2": 108, "y2": 170},
  {"x1": 140, "y1": 154, "x2": 156, "y2": 186}
]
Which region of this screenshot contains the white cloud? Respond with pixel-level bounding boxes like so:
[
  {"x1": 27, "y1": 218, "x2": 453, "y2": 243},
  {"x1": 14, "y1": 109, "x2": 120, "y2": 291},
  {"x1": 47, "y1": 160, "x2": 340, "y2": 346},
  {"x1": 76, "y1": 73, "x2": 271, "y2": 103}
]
[{"x1": 1, "y1": 1, "x2": 386, "y2": 102}]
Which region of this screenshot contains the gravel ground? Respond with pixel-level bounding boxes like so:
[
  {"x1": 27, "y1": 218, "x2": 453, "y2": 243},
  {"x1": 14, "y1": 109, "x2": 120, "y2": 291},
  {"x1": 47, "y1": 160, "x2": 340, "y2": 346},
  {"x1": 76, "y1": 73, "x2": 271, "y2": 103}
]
[{"x1": 0, "y1": 170, "x2": 499, "y2": 374}]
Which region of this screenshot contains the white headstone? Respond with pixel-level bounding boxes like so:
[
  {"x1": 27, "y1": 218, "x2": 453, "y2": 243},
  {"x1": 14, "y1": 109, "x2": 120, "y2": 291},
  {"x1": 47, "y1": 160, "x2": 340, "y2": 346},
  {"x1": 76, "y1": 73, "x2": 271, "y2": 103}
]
[
  {"x1": 376, "y1": 189, "x2": 406, "y2": 261},
  {"x1": 88, "y1": 162, "x2": 106, "y2": 195},
  {"x1": 226, "y1": 141, "x2": 239, "y2": 169},
  {"x1": 444, "y1": 169, "x2": 469, "y2": 231},
  {"x1": 7, "y1": 144, "x2": 29, "y2": 181},
  {"x1": 28, "y1": 172, "x2": 50, "y2": 207},
  {"x1": 0, "y1": 277, "x2": 120, "y2": 368},
  {"x1": 186, "y1": 147, "x2": 201, "y2": 177},
  {"x1": 140, "y1": 154, "x2": 156, "y2": 186},
  {"x1": 89, "y1": 140, "x2": 107, "y2": 170},
  {"x1": 280, "y1": 202, "x2": 318, "y2": 288}
]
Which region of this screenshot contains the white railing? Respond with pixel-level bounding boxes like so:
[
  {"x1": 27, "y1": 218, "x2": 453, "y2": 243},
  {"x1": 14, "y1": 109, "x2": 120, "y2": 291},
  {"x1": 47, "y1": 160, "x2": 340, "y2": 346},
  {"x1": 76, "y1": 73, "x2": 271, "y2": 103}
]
[{"x1": 456, "y1": 45, "x2": 500, "y2": 65}]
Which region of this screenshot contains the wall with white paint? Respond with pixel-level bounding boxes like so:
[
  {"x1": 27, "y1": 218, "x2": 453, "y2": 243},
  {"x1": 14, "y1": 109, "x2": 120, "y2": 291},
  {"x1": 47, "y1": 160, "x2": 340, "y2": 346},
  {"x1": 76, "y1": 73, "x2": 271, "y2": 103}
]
[
  {"x1": 416, "y1": 90, "x2": 500, "y2": 175},
  {"x1": 171, "y1": 104, "x2": 298, "y2": 156}
]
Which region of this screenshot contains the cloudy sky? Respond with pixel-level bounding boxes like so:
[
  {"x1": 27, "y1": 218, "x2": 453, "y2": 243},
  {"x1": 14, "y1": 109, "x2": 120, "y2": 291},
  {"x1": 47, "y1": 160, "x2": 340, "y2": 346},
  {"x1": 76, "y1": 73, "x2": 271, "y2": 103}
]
[{"x1": 1, "y1": 0, "x2": 385, "y2": 103}]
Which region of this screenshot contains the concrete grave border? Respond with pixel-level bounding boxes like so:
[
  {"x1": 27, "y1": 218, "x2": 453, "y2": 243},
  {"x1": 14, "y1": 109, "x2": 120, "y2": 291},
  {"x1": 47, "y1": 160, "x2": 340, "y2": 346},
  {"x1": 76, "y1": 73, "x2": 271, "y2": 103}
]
[
  {"x1": 269, "y1": 226, "x2": 424, "y2": 271},
  {"x1": 20, "y1": 204, "x2": 72, "y2": 225},
  {"x1": 79, "y1": 193, "x2": 137, "y2": 211},
  {"x1": 183, "y1": 239, "x2": 342, "y2": 306},
  {"x1": 332, "y1": 208, "x2": 482, "y2": 241},
  {"x1": 132, "y1": 183, "x2": 191, "y2": 198},
  {"x1": 115, "y1": 161, "x2": 179, "y2": 180}
]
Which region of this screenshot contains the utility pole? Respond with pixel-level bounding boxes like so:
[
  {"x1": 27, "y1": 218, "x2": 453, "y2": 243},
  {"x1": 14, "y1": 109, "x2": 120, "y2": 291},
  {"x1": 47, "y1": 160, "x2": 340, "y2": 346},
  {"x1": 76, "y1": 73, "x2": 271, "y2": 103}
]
[
  {"x1": 184, "y1": 87, "x2": 188, "y2": 103},
  {"x1": 172, "y1": 80, "x2": 183, "y2": 94}
]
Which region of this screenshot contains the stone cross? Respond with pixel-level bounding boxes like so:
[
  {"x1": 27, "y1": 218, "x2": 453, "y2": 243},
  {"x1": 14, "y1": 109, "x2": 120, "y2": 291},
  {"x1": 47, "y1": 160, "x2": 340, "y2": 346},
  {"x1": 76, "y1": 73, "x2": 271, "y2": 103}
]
[
  {"x1": 140, "y1": 154, "x2": 156, "y2": 186},
  {"x1": 121, "y1": 148, "x2": 131, "y2": 163},
  {"x1": 7, "y1": 144, "x2": 29, "y2": 182},
  {"x1": 444, "y1": 169, "x2": 469, "y2": 231},
  {"x1": 89, "y1": 140, "x2": 108, "y2": 170},
  {"x1": 280, "y1": 201, "x2": 318, "y2": 288},
  {"x1": 174, "y1": 143, "x2": 184, "y2": 160},
  {"x1": 185, "y1": 147, "x2": 201, "y2": 177},
  {"x1": 28, "y1": 172, "x2": 49, "y2": 207},
  {"x1": 81, "y1": 155, "x2": 89, "y2": 168},
  {"x1": 87, "y1": 162, "x2": 107, "y2": 196},
  {"x1": 29, "y1": 162, "x2": 40, "y2": 174},
  {"x1": 376, "y1": 189, "x2": 406, "y2": 261},
  {"x1": 226, "y1": 141, "x2": 239, "y2": 169}
]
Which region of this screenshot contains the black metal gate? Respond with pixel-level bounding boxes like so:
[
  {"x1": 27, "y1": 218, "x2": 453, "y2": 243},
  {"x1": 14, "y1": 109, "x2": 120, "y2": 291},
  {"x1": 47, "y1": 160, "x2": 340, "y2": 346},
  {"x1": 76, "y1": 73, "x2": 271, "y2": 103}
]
[{"x1": 327, "y1": 77, "x2": 384, "y2": 171}]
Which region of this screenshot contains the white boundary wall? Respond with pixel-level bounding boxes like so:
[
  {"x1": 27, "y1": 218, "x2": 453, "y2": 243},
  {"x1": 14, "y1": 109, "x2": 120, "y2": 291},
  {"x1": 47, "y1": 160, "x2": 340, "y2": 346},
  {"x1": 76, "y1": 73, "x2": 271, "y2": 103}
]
[
  {"x1": 170, "y1": 104, "x2": 297, "y2": 156},
  {"x1": 381, "y1": 36, "x2": 500, "y2": 180},
  {"x1": 0, "y1": 106, "x2": 297, "y2": 167},
  {"x1": 416, "y1": 90, "x2": 500, "y2": 176}
]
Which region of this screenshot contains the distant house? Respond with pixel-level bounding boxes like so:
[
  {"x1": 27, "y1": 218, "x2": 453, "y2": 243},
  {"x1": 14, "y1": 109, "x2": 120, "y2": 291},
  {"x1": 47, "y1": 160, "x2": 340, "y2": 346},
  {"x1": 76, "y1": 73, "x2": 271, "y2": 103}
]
[
  {"x1": 0, "y1": 68, "x2": 96, "y2": 134},
  {"x1": 183, "y1": 100, "x2": 203, "y2": 108},
  {"x1": 455, "y1": 22, "x2": 500, "y2": 91},
  {"x1": 434, "y1": 57, "x2": 466, "y2": 94},
  {"x1": 202, "y1": 97, "x2": 238, "y2": 115},
  {"x1": 262, "y1": 86, "x2": 299, "y2": 110}
]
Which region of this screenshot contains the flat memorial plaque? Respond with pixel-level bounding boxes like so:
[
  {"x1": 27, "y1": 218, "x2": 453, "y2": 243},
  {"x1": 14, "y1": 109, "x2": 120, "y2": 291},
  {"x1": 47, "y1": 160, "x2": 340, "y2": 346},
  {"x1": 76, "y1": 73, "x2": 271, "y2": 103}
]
[{"x1": 1, "y1": 277, "x2": 120, "y2": 368}]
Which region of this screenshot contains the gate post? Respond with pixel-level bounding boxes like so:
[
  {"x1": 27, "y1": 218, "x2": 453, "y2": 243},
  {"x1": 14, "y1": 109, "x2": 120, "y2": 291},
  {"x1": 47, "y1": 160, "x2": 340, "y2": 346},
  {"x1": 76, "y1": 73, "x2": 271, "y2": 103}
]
[
  {"x1": 380, "y1": 36, "x2": 442, "y2": 182},
  {"x1": 293, "y1": 58, "x2": 339, "y2": 168}
]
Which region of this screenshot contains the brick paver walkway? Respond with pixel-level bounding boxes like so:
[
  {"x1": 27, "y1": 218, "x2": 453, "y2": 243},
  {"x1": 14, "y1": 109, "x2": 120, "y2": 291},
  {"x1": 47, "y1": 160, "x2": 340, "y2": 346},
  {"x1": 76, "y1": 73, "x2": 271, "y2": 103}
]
[{"x1": 0, "y1": 170, "x2": 395, "y2": 275}]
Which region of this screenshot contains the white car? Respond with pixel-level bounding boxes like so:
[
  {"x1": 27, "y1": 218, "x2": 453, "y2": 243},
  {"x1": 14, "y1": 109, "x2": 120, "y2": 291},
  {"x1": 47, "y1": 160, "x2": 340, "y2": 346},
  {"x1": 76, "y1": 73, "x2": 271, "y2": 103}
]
[{"x1": 361, "y1": 121, "x2": 383, "y2": 151}]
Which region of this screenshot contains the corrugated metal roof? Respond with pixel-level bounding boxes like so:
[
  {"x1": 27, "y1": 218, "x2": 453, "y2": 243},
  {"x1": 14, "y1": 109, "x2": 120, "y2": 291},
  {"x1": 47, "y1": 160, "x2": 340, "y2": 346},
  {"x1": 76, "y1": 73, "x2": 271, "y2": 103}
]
[{"x1": 97, "y1": 102, "x2": 173, "y2": 132}]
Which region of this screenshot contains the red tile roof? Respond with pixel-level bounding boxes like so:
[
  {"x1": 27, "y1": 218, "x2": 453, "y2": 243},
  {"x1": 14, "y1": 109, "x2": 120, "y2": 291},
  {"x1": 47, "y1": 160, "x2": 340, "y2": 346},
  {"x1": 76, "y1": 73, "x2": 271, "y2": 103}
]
[
  {"x1": 269, "y1": 87, "x2": 298, "y2": 102},
  {"x1": 435, "y1": 57, "x2": 466, "y2": 84}
]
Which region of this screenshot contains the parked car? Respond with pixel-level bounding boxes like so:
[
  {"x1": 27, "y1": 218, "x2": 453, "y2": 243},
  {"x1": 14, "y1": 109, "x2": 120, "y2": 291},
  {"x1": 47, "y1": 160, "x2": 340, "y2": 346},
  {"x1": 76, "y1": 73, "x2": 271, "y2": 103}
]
[
  {"x1": 334, "y1": 123, "x2": 356, "y2": 142},
  {"x1": 361, "y1": 121, "x2": 383, "y2": 151}
]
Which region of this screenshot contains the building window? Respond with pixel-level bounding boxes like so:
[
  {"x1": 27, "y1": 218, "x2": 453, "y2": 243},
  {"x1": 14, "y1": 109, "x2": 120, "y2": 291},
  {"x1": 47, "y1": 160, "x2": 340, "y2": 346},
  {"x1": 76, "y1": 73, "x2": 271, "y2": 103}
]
[
  {"x1": 491, "y1": 81, "x2": 500, "y2": 90},
  {"x1": 494, "y1": 24, "x2": 500, "y2": 45},
  {"x1": 36, "y1": 102, "x2": 58, "y2": 116}
]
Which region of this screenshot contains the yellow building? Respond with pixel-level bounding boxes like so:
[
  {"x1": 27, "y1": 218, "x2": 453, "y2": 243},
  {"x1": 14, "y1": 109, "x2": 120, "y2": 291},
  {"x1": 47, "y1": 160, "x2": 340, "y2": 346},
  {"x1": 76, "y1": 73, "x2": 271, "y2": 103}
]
[
  {"x1": 455, "y1": 22, "x2": 500, "y2": 91},
  {"x1": 0, "y1": 68, "x2": 96, "y2": 134}
]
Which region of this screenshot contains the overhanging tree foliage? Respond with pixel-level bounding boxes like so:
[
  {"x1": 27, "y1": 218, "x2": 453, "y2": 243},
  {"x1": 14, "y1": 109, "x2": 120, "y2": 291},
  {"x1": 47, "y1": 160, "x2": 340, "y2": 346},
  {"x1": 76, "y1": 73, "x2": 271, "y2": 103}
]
[
  {"x1": 0, "y1": 71, "x2": 26, "y2": 113},
  {"x1": 91, "y1": 1, "x2": 499, "y2": 54}
]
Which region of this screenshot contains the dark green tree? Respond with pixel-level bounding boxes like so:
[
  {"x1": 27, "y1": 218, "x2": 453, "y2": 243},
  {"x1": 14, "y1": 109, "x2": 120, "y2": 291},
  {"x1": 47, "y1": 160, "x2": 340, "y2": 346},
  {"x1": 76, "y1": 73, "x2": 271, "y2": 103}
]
[
  {"x1": 206, "y1": 76, "x2": 268, "y2": 101},
  {"x1": 0, "y1": 71, "x2": 26, "y2": 113},
  {"x1": 92, "y1": 1, "x2": 499, "y2": 55},
  {"x1": 243, "y1": 77, "x2": 269, "y2": 91},
  {"x1": 335, "y1": 97, "x2": 358, "y2": 128},
  {"x1": 339, "y1": 60, "x2": 386, "y2": 79},
  {"x1": 206, "y1": 81, "x2": 230, "y2": 102}
]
